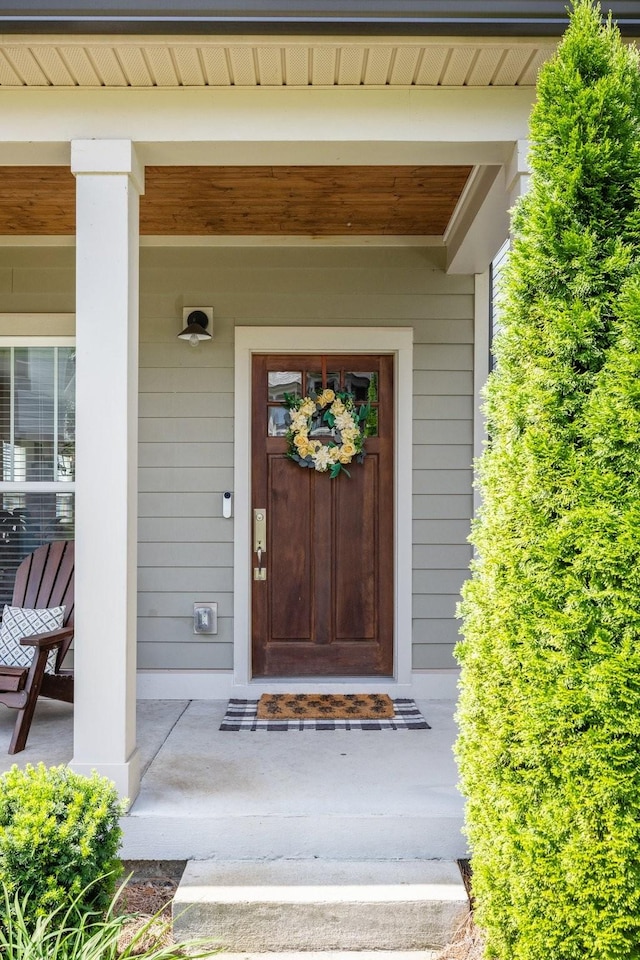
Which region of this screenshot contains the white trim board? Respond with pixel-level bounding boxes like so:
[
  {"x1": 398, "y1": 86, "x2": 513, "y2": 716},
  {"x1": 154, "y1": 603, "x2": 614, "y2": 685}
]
[
  {"x1": 0, "y1": 236, "x2": 444, "y2": 248},
  {"x1": 141, "y1": 235, "x2": 444, "y2": 247},
  {"x1": 136, "y1": 669, "x2": 460, "y2": 701},
  {"x1": 233, "y1": 325, "x2": 414, "y2": 688}
]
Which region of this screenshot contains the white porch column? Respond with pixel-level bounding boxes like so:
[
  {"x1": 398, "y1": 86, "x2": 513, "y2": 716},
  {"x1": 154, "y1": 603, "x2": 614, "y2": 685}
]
[
  {"x1": 70, "y1": 140, "x2": 144, "y2": 802},
  {"x1": 506, "y1": 139, "x2": 531, "y2": 210}
]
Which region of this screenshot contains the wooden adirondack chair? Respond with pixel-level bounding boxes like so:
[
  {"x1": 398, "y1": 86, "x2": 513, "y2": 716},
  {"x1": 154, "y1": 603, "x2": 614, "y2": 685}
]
[{"x1": 0, "y1": 540, "x2": 74, "y2": 754}]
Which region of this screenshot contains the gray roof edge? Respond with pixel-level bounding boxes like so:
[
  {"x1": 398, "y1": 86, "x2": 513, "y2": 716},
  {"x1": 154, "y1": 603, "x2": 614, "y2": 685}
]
[
  {"x1": 3, "y1": 17, "x2": 640, "y2": 38},
  {"x1": 0, "y1": 3, "x2": 639, "y2": 38}
]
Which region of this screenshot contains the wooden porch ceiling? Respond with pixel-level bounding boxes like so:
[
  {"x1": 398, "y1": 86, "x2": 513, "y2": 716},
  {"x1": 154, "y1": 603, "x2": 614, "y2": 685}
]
[{"x1": 0, "y1": 164, "x2": 472, "y2": 236}]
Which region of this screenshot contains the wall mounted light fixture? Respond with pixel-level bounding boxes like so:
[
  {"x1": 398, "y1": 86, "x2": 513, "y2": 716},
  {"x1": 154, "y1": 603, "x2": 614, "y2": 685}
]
[{"x1": 178, "y1": 307, "x2": 213, "y2": 347}]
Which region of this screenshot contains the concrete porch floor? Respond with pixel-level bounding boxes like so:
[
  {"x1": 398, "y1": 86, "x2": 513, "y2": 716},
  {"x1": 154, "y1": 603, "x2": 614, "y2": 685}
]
[{"x1": 0, "y1": 698, "x2": 466, "y2": 861}]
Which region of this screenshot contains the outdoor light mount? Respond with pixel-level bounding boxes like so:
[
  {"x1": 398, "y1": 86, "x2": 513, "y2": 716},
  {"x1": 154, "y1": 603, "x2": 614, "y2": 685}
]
[{"x1": 179, "y1": 306, "x2": 214, "y2": 346}]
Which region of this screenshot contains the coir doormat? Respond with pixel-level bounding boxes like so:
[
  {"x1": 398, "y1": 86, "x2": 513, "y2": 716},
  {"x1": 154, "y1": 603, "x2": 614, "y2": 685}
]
[
  {"x1": 258, "y1": 692, "x2": 395, "y2": 720},
  {"x1": 220, "y1": 696, "x2": 430, "y2": 731}
]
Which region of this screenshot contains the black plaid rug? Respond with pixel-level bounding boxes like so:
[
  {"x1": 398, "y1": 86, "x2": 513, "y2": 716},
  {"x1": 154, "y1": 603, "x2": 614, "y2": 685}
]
[{"x1": 220, "y1": 698, "x2": 430, "y2": 731}]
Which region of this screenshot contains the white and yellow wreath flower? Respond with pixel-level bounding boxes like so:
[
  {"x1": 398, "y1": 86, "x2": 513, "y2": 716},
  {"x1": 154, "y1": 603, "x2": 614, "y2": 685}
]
[{"x1": 284, "y1": 389, "x2": 369, "y2": 478}]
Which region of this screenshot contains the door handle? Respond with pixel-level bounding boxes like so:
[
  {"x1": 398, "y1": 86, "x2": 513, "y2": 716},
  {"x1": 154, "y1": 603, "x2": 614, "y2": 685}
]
[{"x1": 254, "y1": 509, "x2": 267, "y2": 581}]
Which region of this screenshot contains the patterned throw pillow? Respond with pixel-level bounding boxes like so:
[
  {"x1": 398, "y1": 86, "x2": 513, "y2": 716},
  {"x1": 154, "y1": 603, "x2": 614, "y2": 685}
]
[{"x1": 0, "y1": 605, "x2": 65, "y2": 674}]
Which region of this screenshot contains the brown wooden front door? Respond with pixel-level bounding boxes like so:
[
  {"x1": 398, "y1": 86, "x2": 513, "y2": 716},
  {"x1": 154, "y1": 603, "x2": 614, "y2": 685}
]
[{"x1": 251, "y1": 353, "x2": 394, "y2": 677}]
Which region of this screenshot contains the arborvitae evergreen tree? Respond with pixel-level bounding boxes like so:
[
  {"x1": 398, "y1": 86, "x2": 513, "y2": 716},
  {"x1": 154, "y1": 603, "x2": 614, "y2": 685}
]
[{"x1": 456, "y1": 3, "x2": 640, "y2": 958}]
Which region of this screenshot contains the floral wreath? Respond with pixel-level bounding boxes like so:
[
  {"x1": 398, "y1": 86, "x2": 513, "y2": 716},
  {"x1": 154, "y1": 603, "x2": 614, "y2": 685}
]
[{"x1": 284, "y1": 389, "x2": 369, "y2": 478}]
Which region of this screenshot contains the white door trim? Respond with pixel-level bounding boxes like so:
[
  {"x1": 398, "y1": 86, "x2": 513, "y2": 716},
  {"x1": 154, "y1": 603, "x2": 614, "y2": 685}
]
[{"x1": 233, "y1": 325, "x2": 413, "y2": 691}]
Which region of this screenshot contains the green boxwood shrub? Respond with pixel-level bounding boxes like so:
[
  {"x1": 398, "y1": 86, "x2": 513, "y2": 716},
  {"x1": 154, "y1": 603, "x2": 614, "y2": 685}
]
[
  {"x1": 456, "y1": 2, "x2": 640, "y2": 959},
  {"x1": 0, "y1": 763, "x2": 124, "y2": 927}
]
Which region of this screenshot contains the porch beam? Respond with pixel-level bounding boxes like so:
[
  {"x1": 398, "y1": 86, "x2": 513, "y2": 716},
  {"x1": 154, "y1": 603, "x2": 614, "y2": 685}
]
[
  {"x1": 0, "y1": 87, "x2": 533, "y2": 167},
  {"x1": 445, "y1": 139, "x2": 530, "y2": 274},
  {"x1": 445, "y1": 167, "x2": 510, "y2": 274},
  {"x1": 70, "y1": 139, "x2": 144, "y2": 802}
]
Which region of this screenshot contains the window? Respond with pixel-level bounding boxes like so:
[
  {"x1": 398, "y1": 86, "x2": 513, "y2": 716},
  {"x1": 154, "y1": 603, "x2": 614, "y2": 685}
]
[{"x1": 0, "y1": 346, "x2": 75, "y2": 605}]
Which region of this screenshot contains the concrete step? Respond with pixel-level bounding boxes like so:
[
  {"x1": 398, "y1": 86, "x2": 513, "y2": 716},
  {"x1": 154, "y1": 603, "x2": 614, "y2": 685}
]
[
  {"x1": 217, "y1": 953, "x2": 440, "y2": 960},
  {"x1": 121, "y1": 700, "x2": 466, "y2": 863},
  {"x1": 172, "y1": 859, "x2": 469, "y2": 952},
  {"x1": 122, "y1": 812, "x2": 466, "y2": 861}
]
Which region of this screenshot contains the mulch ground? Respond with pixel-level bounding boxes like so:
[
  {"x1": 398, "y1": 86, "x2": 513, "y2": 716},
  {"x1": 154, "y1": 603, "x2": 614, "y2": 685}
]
[
  {"x1": 435, "y1": 912, "x2": 485, "y2": 960},
  {"x1": 117, "y1": 860, "x2": 185, "y2": 917},
  {"x1": 115, "y1": 861, "x2": 186, "y2": 953}
]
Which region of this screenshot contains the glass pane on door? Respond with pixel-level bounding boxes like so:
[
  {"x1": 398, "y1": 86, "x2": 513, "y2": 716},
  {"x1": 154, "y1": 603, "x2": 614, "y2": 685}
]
[
  {"x1": 267, "y1": 407, "x2": 290, "y2": 436},
  {"x1": 345, "y1": 371, "x2": 376, "y2": 401},
  {"x1": 268, "y1": 371, "x2": 301, "y2": 402},
  {"x1": 306, "y1": 371, "x2": 339, "y2": 397}
]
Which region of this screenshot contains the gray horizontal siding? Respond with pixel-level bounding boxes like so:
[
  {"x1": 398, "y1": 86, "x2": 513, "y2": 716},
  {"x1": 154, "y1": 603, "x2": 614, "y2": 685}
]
[
  {"x1": 413, "y1": 494, "x2": 473, "y2": 519},
  {"x1": 413, "y1": 371, "x2": 473, "y2": 395},
  {"x1": 140, "y1": 342, "x2": 234, "y2": 368},
  {"x1": 139, "y1": 492, "x2": 228, "y2": 518},
  {"x1": 140, "y1": 261, "x2": 475, "y2": 296},
  {"x1": 138, "y1": 617, "x2": 233, "y2": 643},
  {"x1": 139, "y1": 368, "x2": 234, "y2": 393},
  {"x1": 413, "y1": 595, "x2": 460, "y2": 619},
  {"x1": 137, "y1": 642, "x2": 233, "y2": 671},
  {"x1": 414, "y1": 470, "x2": 473, "y2": 495},
  {"x1": 139, "y1": 417, "x2": 233, "y2": 443},
  {"x1": 139, "y1": 592, "x2": 233, "y2": 618},
  {"x1": 138, "y1": 567, "x2": 233, "y2": 592},
  {"x1": 411, "y1": 266, "x2": 473, "y2": 674},
  {"x1": 0, "y1": 292, "x2": 74, "y2": 313},
  {"x1": 413, "y1": 545, "x2": 473, "y2": 569},
  {"x1": 138, "y1": 467, "x2": 234, "y2": 492},
  {"x1": 138, "y1": 542, "x2": 234, "y2": 567},
  {"x1": 413, "y1": 317, "x2": 473, "y2": 342},
  {"x1": 140, "y1": 293, "x2": 473, "y2": 324},
  {"x1": 413, "y1": 619, "x2": 462, "y2": 644},
  {"x1": 414, "y1": 344, "x2": 474, "y2": 370},
  {"x1": 414, "y1": 396, "x2": 473, "y2": 420},
  {"x1": 413, "y1": 569, "x2": 469, "y2": 594},
  {"x1": 10, "y1": 266, "x2": 74, "y2": 293},
  {"x1": 413, "y1": 446, "x2": 472, "y2": 470},
  {"x1": 412, "y1": 644, "x2": 458, "y2": 670},
  {"x1": 413, "y1": 520, "x2": 471, "y2": 544},
  {"x1": 139, "y1": 442, "x2": 233, "y2": 468},
  {"x1": 416, "y1": 421, "x2": 473, "y2": 444},
  {"x1": 139, "y1": 392, "x2": 234, "y2": 418},
  {"x1": 138, "y1": 518, "x2": 234, "y2": 542}
]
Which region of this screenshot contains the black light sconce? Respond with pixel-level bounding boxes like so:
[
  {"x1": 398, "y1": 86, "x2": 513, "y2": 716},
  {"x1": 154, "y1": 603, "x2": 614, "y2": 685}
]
[{"x1": 178, "y1": 307, "x2": 213, "y2": 347}]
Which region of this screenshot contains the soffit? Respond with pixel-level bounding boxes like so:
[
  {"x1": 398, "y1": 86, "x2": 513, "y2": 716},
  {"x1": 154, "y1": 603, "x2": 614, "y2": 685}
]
[
  {"x1": 0, "y1": 35, "x2": 555, "y2": 86},
  {"x1": 0, "y1": 164, "x2": 473, "y2": 236}
]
